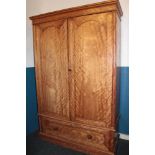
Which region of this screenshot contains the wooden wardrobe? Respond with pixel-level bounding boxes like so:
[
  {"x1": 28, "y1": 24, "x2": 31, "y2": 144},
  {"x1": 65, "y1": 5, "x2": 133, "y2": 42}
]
[{"x1": 30, "y1": 0, "x2": 122, "y2": 154}]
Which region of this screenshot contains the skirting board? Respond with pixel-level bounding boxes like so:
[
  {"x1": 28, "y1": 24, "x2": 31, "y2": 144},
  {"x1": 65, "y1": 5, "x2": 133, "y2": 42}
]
[{"x1": 119, "y1": 133, "x2": 129, "y2": 140}]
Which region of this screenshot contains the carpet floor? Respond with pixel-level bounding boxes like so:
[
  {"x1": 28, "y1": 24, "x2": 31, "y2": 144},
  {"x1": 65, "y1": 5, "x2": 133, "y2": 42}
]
[{"x1": 26, "y1": 133, "x2": 129, "y2": 155}]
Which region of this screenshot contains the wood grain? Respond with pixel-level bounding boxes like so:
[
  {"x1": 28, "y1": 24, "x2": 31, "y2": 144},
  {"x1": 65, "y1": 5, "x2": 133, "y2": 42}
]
[
  {"x1": 115, "y1": 13, "x2": 121, "y2": 129},
  {"x1": 38, "y1": 114, "x2": 115, "y2": 132},
  {"x1": 33, "y1": 19, "x2": 70, "y2": 119},
  {"x1": 31, "y1": 1, "x2": 122, "y2": 154},
  {"x1": 39, "y1": 133, "x2": 114, "y2": 155},
  {"x1": 68, "y1": 13, "x2": 114, "y2": 128},
  {"x1": 30, "y1": 0, "x2": 122, "y2": 24},
  {"x1": 40, "y1": 117, "x2": 115, "y2": 154}
]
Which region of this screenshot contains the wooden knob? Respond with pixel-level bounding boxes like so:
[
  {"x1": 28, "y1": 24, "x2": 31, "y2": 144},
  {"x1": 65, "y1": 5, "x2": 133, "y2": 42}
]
[
  {"x1": 53, "y1": 127, "x2": 58, "y2": 131},
  {"x1": 68, "y1": 69, "x2": 72, "y2": 71},
  {"x1": 87, "y1": 134, "x2": 92, "y2": 139}
]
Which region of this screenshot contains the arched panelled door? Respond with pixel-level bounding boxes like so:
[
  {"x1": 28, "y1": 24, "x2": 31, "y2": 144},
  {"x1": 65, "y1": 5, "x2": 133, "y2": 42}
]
[{"x1": 68, "y1": 12, "x2": 115, "y2": 128}]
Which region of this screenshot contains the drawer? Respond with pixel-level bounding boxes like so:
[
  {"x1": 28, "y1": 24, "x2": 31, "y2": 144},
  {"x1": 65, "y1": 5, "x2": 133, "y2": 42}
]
[{"x1": 40, "y1": 118, "x2": 115, "y2": 152}]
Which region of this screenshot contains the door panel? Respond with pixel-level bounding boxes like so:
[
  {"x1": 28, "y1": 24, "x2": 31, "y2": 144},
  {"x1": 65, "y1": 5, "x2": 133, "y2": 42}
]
[
  {"x1": 35, "y1": 20, "x2": 70, "y2": 119},
  {"x1": 68, "y1": 13, "x2": 114, "y2": 127}
]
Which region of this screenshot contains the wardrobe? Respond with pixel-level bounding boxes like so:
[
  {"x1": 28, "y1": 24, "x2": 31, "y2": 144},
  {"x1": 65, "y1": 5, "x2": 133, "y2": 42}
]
[{"x1": 30, "y1": 0, "x2": 122, "y2": 154}]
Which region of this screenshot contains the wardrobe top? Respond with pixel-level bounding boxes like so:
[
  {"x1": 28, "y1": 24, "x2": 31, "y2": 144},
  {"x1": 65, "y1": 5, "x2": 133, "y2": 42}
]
[{"x1": 30, "y1": 0, "x2": 123, "y2": 25}]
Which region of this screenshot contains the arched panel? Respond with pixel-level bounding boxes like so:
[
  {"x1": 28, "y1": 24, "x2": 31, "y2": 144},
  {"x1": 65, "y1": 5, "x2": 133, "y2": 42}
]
[
  {"x1": 39, "y1": 20, "x2": 69, "y2": 119},
  {"x1": 69, "y1": 13, "x2": 114, "y2": 128}
]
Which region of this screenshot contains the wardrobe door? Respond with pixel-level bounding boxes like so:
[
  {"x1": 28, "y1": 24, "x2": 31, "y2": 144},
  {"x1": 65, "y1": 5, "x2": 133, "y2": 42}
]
[
  {"x1": 34, "y1": 19, "x2": 70, "y2": 120},
  {"x1": 68, "y1": 13, "x2": 115, "y2": 128}
]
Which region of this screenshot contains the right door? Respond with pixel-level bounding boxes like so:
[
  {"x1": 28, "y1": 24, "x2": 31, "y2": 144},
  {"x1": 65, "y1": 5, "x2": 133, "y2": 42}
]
[{"x1": 68, "y1": 12, "x2": 114, "y2": 128}]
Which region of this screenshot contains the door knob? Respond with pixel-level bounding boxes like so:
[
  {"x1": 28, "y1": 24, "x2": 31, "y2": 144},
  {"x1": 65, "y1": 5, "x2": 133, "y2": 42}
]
[
  {"x1": 87, "y1": 134, "x2": 92, "y2": 139},
  {"x1": 53, "y1": 127, "x2": 59, "y2": 131}
]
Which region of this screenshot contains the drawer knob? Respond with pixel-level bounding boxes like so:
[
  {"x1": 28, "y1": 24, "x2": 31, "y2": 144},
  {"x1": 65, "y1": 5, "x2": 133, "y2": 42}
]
[
  {"x1": 87, "y1": 134, "x2": 92, "y2": 139},
  {"x1": 53, "y1": 127, "x2": 59, "y2": 131}
]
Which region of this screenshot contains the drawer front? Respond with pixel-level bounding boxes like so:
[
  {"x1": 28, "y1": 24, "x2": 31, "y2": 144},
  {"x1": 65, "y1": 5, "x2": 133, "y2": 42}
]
[{"x1": 40, "y1": 118, "x2": 115, "y2": 152}]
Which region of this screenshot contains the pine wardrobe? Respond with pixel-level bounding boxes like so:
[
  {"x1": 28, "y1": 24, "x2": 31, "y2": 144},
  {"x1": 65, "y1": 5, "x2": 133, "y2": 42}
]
[{"x1": 30, "y1": 0, "x2": 123, "y2": 154}]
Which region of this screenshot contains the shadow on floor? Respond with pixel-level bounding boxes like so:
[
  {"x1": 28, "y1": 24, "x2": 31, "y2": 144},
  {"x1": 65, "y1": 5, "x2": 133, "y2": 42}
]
[{"x1": 26, "y1": 133, "x2": 129, "y2": 155}]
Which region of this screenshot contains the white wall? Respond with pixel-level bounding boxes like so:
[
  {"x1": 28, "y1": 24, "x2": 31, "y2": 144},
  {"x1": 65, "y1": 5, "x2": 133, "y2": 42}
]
[{"x1": 26, "y1": 0, "x2": 129, "y2": 67}]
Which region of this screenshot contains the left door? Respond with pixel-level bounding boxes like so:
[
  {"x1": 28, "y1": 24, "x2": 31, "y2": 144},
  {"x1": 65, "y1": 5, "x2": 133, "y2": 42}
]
[{"x1": 33, "y1": 19, "x2": 70, "y2": 120}]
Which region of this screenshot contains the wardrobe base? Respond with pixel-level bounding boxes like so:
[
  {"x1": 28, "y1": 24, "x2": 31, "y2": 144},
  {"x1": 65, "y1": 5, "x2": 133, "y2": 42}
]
[{"x1": 39, "y1": 132, "x2": 115, "y2": 155}]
